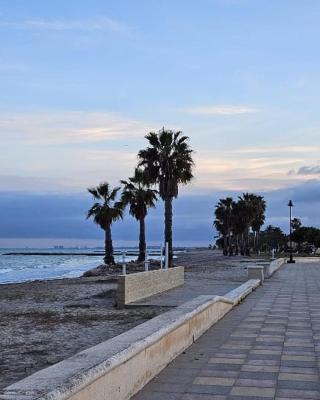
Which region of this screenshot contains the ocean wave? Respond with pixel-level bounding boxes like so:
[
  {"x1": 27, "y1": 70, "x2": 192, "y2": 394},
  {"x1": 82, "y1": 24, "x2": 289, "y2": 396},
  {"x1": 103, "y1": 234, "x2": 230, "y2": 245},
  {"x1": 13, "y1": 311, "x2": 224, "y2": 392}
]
[{"x1": 0, "y1": 268, "x2": 13, "y2": 274}]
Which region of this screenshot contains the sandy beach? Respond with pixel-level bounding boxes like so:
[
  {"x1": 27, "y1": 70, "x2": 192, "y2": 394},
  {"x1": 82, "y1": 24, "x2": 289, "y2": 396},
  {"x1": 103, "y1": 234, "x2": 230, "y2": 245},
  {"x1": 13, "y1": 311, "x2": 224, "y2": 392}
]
[{"x1": 0, "y1": 250, "x2": 267, "y2": 390}]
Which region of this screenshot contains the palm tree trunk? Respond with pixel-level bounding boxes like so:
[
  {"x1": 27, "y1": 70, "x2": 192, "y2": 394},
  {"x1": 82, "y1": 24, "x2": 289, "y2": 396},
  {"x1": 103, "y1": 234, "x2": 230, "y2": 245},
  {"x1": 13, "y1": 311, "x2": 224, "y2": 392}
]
[
  {"x1": 223, "y1": 235, "x2": 227, "y2": 256},
  {"x1": 240, "y1": 233, "x2": 245, "y2": 255},
  {"x1": 235, "y1": 235, "x2": 239, "y2": 255},
  {"x1": 164, "y1": 197, "x2": 173, "y2": 265},
  {"x1": 104, "y1": 223, "x2": 115, "y2": 264},
  {"x1": 137, "y1": 217, "x2": 146, "y2": 262},
  {"x1": 228, "y1": 232, "x2": 233, "y2": 256},
  {"x1": 245, "y1": 226, "x2": 250, "y2": 256},
  {"x1": 256, "y1": 230, "x2": 260, "y2": 253}
]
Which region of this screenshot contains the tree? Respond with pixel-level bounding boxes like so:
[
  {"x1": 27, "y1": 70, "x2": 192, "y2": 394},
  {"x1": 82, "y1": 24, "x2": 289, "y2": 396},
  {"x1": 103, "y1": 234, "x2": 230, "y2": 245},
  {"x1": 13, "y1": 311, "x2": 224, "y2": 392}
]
[
  {"x1": 213, "y1": 193, "x2": 266, "y2": 256},
  {"x1": 232, "y1": 200, "x2": 248, "y2": 255},
  {"x1": 260, "y1": 225, "x2": 286, "y2": 252},
  {"x1": 214, "y1": 197, "x2": 235, "y2": 256},
  {"x1": 250, "y1": 195, "x2": 266, "y2": 252},
  {"x1": 138, "y1": 128, "x2": 194, "y2": 265},
  {"x1": 121, "y1": 168, "x2": 158, "y2": 262},
  {"x1": 291, "y1": 217, "x2": 302, "y2": 231},
  {"x1": 87, "y1": 182, "x2": 123, "y2": 265},
  {"x1": 292, "y1": 226, "x2": 320, "y2": 249},
  {"x1": 237, "y1": 193, "x2": 256, "y2": 256}
]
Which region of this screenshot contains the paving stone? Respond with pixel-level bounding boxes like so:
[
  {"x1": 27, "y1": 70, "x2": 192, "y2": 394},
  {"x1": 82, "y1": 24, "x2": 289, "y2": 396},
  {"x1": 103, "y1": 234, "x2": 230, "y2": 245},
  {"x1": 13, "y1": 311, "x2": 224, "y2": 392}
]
[
  {"x1": 281, "y1": 355, "x2": 316, "y2": 361},
  {"x1": 276, "y1": 388, "x2": 320, "y2": 399},
  {"x1": 239, "y1": 371, "x2": 278, "y2": 380},
  {"x1": 241, "y1": 365, "x2": 279, "y2": 373},
  {"x1": 278, "y1": 372, "x2": 319, "y2": 382},
  {"x1": 198, "y1": 369, "x2": 238, "y2": 378},
  {"x1": 236, "y1": 378, "x2": 276, "y2": 387},
  {"x1": 182, "y1": 394, "x2": 226, "y2": 400},
  {"x1": 221, "y1": 344, "x2": 251, "y2": 350},
  {"x1": 279, "y1": 367, "x2": 318, "y2": 376},
  {"x1": 246, "y1": 359, "x2": 280, "y2": 366},
  {"x1": 250, "y1": 349, "x2": 282, "y2": 355},
  {"x1": 143, "y1": 382, "x2": 187, "y2": 393},
  {"x1": 186, "y1": 384, "x2": 231, "y2": 395},
  {"x1": 133, "y1": 391, "x2": 182, "y2": 400},
  {"x1": 277, "y1": 380, "x2": 320, "y2": 391},
  {"x1": 209, "y1": 357, "x2": 245, "y2": 365},
  {"x1": 213, "y1": 352, "x2": 247, "y2": 358},
  {"x1": 193, "y1": 377, "x2": 235, "y2": 386},
  {"x1": 230, "y1": 386, "x2": 275, "y2": 398}
]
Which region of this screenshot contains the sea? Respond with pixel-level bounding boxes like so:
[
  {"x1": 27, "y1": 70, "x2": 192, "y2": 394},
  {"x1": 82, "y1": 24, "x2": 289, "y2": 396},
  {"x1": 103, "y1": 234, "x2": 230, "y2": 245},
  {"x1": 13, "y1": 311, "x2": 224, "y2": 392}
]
[{"x1": 0, "y1": 247, "x2": 164, "y2": 284}]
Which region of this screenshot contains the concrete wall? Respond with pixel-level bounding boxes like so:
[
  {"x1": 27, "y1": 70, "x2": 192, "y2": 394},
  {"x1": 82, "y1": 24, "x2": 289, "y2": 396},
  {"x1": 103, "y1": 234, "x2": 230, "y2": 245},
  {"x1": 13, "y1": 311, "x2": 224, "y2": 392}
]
[
  {"x1": 0, "y1": 279, "x2": 261, "y2": 400},
  {"x1": 117, "y1": 266, "x2": 184, "y2": 306},
  {"x1": 265, "y1": 258, "x2": 286, "y2": 278},
  {"x1": 264, "y1": 257, "x2": 320, "y2": 279},
  {"x1": 294, "y1": 257, "x2": 320, "y2": 263},
  {"x1": 248, "y1": 266, "x2": 264, "y2": 281}
]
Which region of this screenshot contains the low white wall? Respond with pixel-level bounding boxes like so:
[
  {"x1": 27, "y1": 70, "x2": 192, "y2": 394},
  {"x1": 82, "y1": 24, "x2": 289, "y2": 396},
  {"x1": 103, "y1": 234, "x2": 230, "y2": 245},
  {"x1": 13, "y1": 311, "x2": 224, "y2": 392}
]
[
  {"x1": 117, "y1": 266, "x2": 184, "y2": 306},
  {"x1": 293, "y1": 257, "x2": 320, "y2": 263},
  {"x1": 0, "y1": 279, "x2": 260, "y2": 400},
  {"x1": 265, "y1": 258, "x2": 286, "y2": 278},
  {"x1": 264, "y1": 257, "x2": 320, "y2": 279},
  {"x1": 247, "y1": 266, "x2": 264, "y2": 281}
]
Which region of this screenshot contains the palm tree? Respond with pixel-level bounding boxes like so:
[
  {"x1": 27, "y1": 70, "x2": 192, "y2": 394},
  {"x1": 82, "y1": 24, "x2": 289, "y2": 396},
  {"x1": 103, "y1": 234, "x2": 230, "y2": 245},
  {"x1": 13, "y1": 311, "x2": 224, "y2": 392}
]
[
  {"x1": 214, "y1": 197, "x2": 235, "y2": 256},
  {"x1": 251, "y1": 195, "x2": 266, "y2": 252},
  {"x1": 138, "y1": 128, "x2": 194, "y2": 265},
  {"x1": 238, "y1": 193, "x2": 257, "y2": 256},
  {"x1": 232, "y1": 200, "x2": 247, "y2": 255},
  {"x1": 87, "y1": 182, "x2": 123, "y2": 265},
  {"x1": 121, "y1": 168, "x2": 158, "y2": 262}
]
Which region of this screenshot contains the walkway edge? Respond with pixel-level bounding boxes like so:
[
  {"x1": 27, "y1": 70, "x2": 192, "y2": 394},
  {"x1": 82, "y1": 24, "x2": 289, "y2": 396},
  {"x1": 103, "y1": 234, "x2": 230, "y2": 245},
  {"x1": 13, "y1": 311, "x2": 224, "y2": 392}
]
[
  {"x1": 0, "y1": 280, "x2": 260, "y2": 400},
  {"x1": 266, "y1": 257, "x2": 286, "y2": 277}
]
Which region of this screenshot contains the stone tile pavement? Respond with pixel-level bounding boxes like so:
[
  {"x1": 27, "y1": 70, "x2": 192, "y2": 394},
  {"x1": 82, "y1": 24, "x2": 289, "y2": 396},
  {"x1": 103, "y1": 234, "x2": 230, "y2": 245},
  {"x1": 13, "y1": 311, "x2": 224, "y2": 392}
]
[{"x1": 132, "y1": 262, "x2": 320, "y2": 400}]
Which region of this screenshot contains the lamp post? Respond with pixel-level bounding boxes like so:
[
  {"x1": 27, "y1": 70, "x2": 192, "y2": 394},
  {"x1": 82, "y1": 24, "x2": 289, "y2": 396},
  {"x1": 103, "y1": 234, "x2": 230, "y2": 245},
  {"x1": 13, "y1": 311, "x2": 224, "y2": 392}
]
[{"x1": 288, "y1": 200, "x2": 295, "y2": 263}]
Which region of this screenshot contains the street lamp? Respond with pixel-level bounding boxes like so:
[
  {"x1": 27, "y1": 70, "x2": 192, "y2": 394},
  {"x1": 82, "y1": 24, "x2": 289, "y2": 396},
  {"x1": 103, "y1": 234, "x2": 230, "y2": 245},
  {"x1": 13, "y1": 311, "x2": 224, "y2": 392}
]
[{"x1": 287, "y1": 200, "x2": 295, "y2": 263}]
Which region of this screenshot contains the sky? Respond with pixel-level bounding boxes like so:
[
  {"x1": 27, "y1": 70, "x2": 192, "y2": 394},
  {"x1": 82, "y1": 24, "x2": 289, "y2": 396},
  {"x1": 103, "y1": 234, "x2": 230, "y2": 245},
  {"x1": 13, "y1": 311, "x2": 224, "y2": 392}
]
[{"x1": 0, "y1": 0, "x2": 320, "y2": 247}]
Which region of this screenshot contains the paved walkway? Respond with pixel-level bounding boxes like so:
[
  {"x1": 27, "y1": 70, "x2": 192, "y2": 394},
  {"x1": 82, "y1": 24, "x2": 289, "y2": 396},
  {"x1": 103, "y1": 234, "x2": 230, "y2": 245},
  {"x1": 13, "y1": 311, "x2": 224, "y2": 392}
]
[{"x1": 132, "y1": 262, "x2": 320, "y2": 400}]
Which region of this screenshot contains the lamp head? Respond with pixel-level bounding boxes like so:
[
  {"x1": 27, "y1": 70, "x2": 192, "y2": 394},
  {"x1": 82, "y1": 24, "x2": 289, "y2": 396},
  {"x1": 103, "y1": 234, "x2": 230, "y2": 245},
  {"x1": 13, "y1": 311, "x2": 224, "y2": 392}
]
[{"x1": 288, "y1": 200, "x2": 293, "y2": 207}]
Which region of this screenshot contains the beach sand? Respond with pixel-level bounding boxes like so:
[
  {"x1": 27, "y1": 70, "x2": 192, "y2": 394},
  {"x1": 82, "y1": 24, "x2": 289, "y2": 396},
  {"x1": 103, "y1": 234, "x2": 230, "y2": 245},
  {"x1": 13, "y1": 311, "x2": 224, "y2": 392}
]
[{"x1": 0, "y1": 250, "x2": 266, "y2": 390}]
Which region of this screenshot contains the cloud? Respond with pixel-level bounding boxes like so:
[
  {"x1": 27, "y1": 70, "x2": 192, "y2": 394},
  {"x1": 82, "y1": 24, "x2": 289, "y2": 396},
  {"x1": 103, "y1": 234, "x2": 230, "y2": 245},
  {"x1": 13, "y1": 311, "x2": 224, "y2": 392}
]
[
  {"x1": 232, "y1": 146, "x2": 320, "y2": 154},
  {"x1": 288, "y1": 165, "x2": 320, "y2": 176},
  {"x1": 1, "y1": 180, "x2": 319, "y2": 245},
  {"x1": 191, "y1": 151, "x2": 312, "y2": 192},
  {"x1": 182, "y1": 105, "x2": 258, "y2": 115},
  {"x1": 0, "y1": 17, "x2": 129, "y2": 33},
  {"x1": 0, "y1": 149, "x2": 138, "y2": 192},
  {"x1": 0, "y1": 111, "x2": 153, "y2": 144}
]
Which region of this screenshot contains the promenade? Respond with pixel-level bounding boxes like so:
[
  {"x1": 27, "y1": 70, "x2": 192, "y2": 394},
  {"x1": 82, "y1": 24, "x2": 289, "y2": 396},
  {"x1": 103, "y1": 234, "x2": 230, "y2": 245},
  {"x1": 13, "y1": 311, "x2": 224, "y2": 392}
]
[{"x1": 133, "y1": 261, "x2": 320, "y2": 400}]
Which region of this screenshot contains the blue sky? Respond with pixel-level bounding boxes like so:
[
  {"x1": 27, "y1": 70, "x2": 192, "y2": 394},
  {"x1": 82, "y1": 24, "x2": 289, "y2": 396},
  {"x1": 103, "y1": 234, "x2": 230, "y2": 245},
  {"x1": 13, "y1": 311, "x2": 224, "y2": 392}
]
[{"x1": 1, "y1": 0, "x2": 320, "y2": 246}]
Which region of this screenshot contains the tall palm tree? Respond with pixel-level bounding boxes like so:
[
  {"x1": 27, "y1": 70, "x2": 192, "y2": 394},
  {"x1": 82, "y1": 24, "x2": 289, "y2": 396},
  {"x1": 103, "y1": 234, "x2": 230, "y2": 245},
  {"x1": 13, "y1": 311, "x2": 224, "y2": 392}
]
[
  {"x1": 231, "y1": 200, "x2": 247, "y2": 255},
  {"x1": 87, "y1": 182, "x2": 123, "y2": 265},
  {"x1": 138, "y1": 128, "x2": 194, "y2": 265},
  {"x1": 238, "y1": 193, "x2": 257, "y2": 256},
  {"x1": 214, "y1": 197, "x2": 235, "y2": 256},
  {"x1": 121, "y1": 168, "x2": 158, "y2": 262},
  {"x1": 251, "y1": 195, "x2": 266, "y2": 252},
  {"x1": 238, "y1": 193, "x2": 266, "y2": 255}
]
